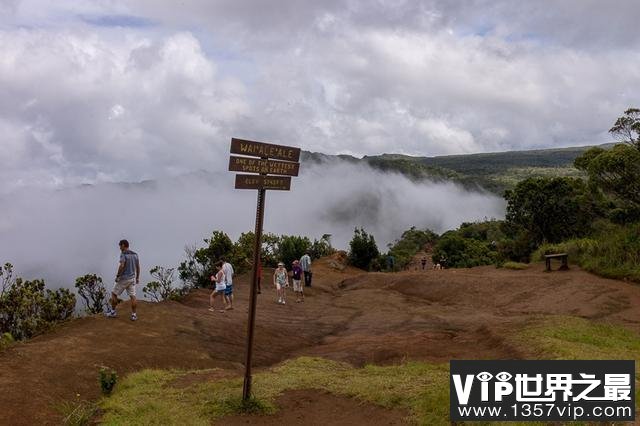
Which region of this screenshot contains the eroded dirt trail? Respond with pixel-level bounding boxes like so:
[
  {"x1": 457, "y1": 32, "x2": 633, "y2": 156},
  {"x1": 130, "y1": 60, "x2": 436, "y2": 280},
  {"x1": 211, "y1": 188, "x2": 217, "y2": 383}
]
[{"x1": 1, "y1": 259, "x2": 640, "y2": 424}]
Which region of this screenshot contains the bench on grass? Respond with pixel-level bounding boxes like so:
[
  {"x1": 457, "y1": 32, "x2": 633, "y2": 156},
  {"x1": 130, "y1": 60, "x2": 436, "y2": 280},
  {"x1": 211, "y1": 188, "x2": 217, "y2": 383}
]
[{"x1": 544, "y1": 253, "x2": 569, "y2": 271}]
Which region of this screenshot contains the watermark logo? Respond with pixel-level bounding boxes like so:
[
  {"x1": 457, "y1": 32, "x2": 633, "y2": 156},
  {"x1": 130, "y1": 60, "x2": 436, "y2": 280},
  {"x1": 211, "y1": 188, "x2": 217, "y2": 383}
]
[{"x1": 450, "y1": 360, "x2": 635, "y2": 421}]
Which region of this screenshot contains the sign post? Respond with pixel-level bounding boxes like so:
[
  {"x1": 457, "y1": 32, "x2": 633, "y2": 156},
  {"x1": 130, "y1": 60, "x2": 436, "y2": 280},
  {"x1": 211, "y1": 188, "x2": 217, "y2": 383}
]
[{"x1": 229, "y1": 137, "x2": 301, "y2": 401}]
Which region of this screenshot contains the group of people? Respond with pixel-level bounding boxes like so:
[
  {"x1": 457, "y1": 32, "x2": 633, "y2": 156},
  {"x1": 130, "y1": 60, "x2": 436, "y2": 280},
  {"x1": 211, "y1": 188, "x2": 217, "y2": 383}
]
[
  {"x1": 208, "y1": 257, "x2": 236, "y2": 313},
  {"x1": 209, "y1": 251, "x2": 313, "y2": 310},
  {"x1": 103, "y1": 239, "x2": 315, "y2": 320},
  {"x1": 273, "y1": 251, "x2": 312, "y2": 305}
]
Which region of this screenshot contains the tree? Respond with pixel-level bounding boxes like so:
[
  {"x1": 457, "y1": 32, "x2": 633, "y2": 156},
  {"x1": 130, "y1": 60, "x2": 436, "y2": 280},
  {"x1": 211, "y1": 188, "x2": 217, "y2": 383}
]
[
  {"x1": 387, "y1": 227, "x2": 439, "y2": 270},
  {"x1": 504, "y1": 177, "x2": 599, "y2": 246},
  {"x1": 277, "y1": 235, "x2": 312, "y2": 266},
  {"x1": 574, "y1": 108, "x2": 640, "y2": 221},
  {"x1": 310, "y1": 234, "x2": 336, "y2": 259},
  {"x1": 348, "y1": 227, "x2": 380, "y2": 270},
  {"x1": 432, "y1": 233, "x2": 495, "y2": 268},
  {"x1": 143, "y1": 266, "x2": 181, "y2": 302},
  {"x1": 575, "y1": 144, "x2": 640, "y2": 211},
  {"x1": 609, "y1": 107, "x2": 640, "y2": 148},
  {"x1": 179, "y1": 231, "x2": 234, "y2": 288},
  {"x1": 75, "y1": 274, "x2": 107, "y2": 314}
]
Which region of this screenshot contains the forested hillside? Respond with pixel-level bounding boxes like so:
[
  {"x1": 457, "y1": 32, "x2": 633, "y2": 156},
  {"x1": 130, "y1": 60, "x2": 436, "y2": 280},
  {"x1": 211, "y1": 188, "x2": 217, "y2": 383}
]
[{"x1": 303, "y1": 144, "x2": 613, "y2": 193}]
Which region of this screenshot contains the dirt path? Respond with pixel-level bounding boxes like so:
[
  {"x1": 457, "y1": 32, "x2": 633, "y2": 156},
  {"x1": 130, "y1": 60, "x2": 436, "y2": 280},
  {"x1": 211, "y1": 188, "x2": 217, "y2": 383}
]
[
  {"x1": 222, "y1": 389, "x2": 410, "y2": 425},
  {"x1": 2, "y1": 259, "x2": 640, "y2": 424}
]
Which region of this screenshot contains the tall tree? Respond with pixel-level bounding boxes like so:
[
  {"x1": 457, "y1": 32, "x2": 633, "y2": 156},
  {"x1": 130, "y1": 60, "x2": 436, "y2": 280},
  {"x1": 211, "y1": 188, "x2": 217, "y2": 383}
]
[
  {"x1": 504, "y1": 177, "x2": 598, "y2": 245},
  {"x1": 609, "y1": 108, "x2": 640, "y2": 149},
  {"x1": 575, "y1": 108, "x2": 640, "y2": 216}
]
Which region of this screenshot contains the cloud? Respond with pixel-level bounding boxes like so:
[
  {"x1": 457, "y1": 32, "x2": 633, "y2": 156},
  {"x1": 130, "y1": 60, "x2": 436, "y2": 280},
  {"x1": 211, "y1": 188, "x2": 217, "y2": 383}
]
[
  {"x1": 2, "y1": 1, "x2": 640, "y2": 193},
  {"x1": 0, "y1": 161, "x2": 504, "y2": 289},
  {"x1": 0, "y1": 28, "x2": 249, "y2": 192}
]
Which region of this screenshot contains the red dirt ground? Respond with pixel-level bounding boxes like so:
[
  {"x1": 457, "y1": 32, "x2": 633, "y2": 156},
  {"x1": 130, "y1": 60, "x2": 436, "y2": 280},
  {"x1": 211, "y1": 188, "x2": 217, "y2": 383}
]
[
  {"x1": 1, "y1": 257, "x2": 640, "y2": 424},
  {"x1": 222, "y1": 389, "x2": 410, "y2": 425}
]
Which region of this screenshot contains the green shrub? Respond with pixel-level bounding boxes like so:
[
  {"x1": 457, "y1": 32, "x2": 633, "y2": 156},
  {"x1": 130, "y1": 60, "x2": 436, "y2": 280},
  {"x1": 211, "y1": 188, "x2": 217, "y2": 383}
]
[
  {"x1": 348, "y1": 227, "x2": 380, "y2": 270},
  {"x1": 99, "y1": 367, "x2": 118, "y2": 396},
  {"x1": 75, "y1": 274, "x2": 106, "y2": 314},
  {"x1": 387, "y1": 227, "x2": 438, "y2": 270},
  {"x1": 432, "y1": 234, "x2": 496, "y2": 268},
  {"x1": 0, "y1": 332, "x2": 14, "y2": 350},
  {"x1": 143, "y1": 266, "x2": 186, "y2": 302},
  {"x1": 310, "y1": 234, "x2": 336, "y2": 259},
  {"x1": 0, "y1": 263, "x2": 76, "y2": 340},
  {"x1": 501, "y1": 261, "x2": 529, "y2": 270}
]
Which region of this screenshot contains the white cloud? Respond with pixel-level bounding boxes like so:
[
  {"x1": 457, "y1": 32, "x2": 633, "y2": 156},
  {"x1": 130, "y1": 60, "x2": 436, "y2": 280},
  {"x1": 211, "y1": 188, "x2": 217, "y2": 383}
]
[{"x1": 2, "y1": 2, "x2": 639, "y2": 192}]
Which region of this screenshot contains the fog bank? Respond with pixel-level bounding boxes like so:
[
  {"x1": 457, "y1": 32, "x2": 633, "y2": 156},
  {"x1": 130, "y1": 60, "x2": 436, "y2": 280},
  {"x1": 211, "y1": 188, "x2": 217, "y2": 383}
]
[{"x1": 0, "y1": 162, "x2": 504, "y2": 289}]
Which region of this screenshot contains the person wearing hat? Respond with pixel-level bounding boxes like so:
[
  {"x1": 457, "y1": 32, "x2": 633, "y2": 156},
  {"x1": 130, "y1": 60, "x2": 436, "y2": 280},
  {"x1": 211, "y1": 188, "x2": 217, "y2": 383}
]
[
  {"x1": 291, "y1": 259, "x2": 304, "y2": 303},
  {"x1": 273, "y1": 261, "x2": 288, "y2": 305}
]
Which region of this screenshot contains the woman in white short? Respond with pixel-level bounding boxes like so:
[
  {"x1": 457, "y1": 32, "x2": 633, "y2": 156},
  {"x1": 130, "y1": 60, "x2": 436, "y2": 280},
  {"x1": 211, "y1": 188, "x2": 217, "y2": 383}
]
[
  {"x1": 209, "y1": 261, "x2": 227, "y2": 313},
  {"x1": 273, "y1": 262, "x2": 288, "y2": 305}
]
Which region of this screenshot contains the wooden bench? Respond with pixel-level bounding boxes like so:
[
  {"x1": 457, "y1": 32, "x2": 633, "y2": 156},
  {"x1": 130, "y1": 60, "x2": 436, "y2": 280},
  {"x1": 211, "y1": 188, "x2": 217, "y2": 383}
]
[{"x1": 545, "y1": 253, "x2": 568, "y2": 271}]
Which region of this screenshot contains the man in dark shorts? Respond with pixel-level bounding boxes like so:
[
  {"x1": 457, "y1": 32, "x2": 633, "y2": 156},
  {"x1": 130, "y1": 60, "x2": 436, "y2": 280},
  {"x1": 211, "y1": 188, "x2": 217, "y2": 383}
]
[
  {"x1": 105, "y1": 239, "x2": 140, "y2": 321},
  {"x1": 221, "y1": 257, "x2": 235, "y2": 310},
  {"x1": 300, "y1": 252, "x2": 312, "y2": 287}
]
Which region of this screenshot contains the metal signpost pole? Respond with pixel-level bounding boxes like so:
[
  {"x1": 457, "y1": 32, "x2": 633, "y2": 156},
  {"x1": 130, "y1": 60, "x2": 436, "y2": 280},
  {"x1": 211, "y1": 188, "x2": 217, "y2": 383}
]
[
  {"x1": 242, "y1": 184, "x2": 265, "y2": 401},
  {"x1": 230, "y1": 138, "x2": 300, "y2": 402}
]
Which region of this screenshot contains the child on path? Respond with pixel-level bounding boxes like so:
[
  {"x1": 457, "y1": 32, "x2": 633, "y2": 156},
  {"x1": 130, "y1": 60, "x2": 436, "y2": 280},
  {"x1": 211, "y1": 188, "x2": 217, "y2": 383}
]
[
  {"x1": 291, "y1": 260, "x2": 304, "y2": 303},
  {"x1": 273, "y1": 262, "x2": 288, "y2": 305},
  {"x1": 209, "y1": 262, "x2": 227, "y2": 313}
]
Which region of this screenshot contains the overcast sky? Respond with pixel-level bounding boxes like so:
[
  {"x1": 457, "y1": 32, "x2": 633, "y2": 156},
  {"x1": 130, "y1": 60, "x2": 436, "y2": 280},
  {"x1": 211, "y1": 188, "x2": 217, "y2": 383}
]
[{"x1": 1, "y1": 0, "x2": 639, "y2": 192}]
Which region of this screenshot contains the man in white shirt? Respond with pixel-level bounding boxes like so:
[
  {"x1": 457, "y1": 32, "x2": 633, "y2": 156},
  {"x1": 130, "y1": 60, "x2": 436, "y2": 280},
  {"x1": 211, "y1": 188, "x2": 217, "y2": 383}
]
[
  {"x1": 300, "y1": 252, "x2": 312, "y2": 287},
  {"x1": 221, "y1": 257, "x2": 235, "y2": 310}
]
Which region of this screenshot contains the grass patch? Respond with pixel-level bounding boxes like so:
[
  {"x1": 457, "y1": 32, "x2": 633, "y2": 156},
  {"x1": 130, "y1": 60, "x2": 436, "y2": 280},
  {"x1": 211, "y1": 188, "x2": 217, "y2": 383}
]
[
  {"x1": 515, "y1": 315, "x2": 640, "y2": 413},
  {"x1": 99, "y1": 318, "x2": 640, "y2": 425},
  {"x1": 532, "y1": 222, "x2": 640, "y2": 282},
  {"x1": 500, "y1": 261, "x2": 529, "y2": 270},
  {"x1": 100, "y1": 358, "x2": 450, "y2": 425},
  {"x1": 519, "y1": 316, "x2": 640, "y2": 360},
  {"x1": 53, "y1": 399, "x2": 99, "y2": 426}
]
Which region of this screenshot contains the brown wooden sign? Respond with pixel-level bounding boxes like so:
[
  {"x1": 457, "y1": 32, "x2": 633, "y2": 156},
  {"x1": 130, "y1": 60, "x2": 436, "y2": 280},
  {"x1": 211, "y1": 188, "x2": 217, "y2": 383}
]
[
  {"x1": 234, "y1": 174, "x2": 291, "y2": 191},
  {"x1": 231, "y1": 138, "x2": 301, "y2": 162},
  {"x1": 228, "y1": 156, "x2": 300, "y2": 176},
  {"x1": 230, "y1": 137, "x2": 301, "y2": 402}
]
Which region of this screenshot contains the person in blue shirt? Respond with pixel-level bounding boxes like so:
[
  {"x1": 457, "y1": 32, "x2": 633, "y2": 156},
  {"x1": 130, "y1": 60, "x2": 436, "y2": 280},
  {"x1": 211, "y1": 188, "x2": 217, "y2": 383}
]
[{"x1": 105, "y1": 239, "x2": 140, "y2": 321}]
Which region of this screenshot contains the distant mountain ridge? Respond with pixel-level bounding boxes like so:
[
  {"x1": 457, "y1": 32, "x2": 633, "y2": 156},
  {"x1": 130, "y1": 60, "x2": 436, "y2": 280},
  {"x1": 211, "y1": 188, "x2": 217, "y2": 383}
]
[{"x1": 301, "y1": 143, "x2": 613, "y2": 194}]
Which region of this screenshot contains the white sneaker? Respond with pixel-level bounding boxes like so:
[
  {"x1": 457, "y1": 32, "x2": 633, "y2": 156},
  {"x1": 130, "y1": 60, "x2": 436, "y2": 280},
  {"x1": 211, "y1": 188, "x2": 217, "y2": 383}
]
[
  {"x1": 104, "y1": 308, "x2": 116, "y2": 318},
  {"x1": 277, "y1": 298, "x2": 282, "y2": 304},
  {"x1": 282, "y1": 300, "x2": 286, "y2": 305},
  {"x1": 130, "y1": 313, "x2": 137, "y2": 321}
]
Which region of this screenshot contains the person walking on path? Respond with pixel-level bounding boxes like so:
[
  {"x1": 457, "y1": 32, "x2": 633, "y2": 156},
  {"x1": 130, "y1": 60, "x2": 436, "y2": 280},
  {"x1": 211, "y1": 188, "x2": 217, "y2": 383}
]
[
  {"x1": 105, "y1": 239, "x2": 140, "y2": 321},
  {"x1": 421, "y1": 257, "x2": 427, "y2": 270},
  {"x1": 300, "y1": 252, "x2": 312, "y2": 287},
  {"x1": 291, "y1": 260, "x2": 304, "y2": 303},
  {"x1": 209, "y1": 262, "x2": 227, "y2": 313},
  {"x1": 221, "y1": 257, "x2": 235, "y2": 310},
  {"x1": 273, "y1": 262, "x2": 288, "y2": 305}
]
